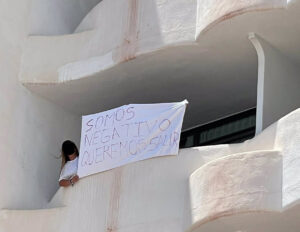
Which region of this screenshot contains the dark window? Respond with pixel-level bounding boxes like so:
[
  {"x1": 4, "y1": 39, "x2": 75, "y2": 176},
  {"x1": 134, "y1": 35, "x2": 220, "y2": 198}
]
[{"x1": 180, "y1": 108, "x2": 256, "y2": 148}]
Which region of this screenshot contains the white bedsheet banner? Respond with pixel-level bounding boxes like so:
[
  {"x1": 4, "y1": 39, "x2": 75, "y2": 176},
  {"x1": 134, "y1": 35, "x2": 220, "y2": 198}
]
[{"x1": 78, "y1": 100, "x2": 188, "y2": 177}]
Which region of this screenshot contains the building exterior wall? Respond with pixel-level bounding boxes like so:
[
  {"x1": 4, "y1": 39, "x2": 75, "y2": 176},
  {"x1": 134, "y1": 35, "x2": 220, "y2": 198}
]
[
  {"x1": 29, "y1": 0, "x2": 101, "y2": 35},
  {"x1": 20, "y1": 0, "x2": 286, "y2": 84},
  {"x1": 195, "y1": 0, "x2": 285, "y2": 37},
  {"x1": 249, "y1": 34, "x2": 300, "y2": 133},
  {"x1": 0, "y1": 0, "x2": 81, "y2": 209},
  {"x1": 1, "y1": 109, "x2": 300, "y2": 232},
  {"x1": 261, "y1": 36, "x2": 300, "y2": 130},
  {"x1": 1, "y1": 0, "x2": 300, "y2": 231}
]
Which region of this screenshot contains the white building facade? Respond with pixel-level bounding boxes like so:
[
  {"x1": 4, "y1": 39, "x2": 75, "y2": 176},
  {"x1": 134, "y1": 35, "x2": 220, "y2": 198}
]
[{"x1": 1, "y1": 0, "x2": 300, "y2": 231}]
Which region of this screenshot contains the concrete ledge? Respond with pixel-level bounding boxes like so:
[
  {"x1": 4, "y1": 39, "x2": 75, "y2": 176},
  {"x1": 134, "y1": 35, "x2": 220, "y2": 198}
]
[
  {"x1": 20, "y1": 0, "x2": 197, "y2": 84},
  {"x1": 20, "y1": 0, "x2": 287, "y2": 84},
  {"x1": 0, "y1": 207, "x2": 66, "y2": 232},
  {"x1": 188, "y1": 150, "x2": 282, "y2": 231},
  {"x1": 196, "y1": 0, "x2": 286, "y2": 38}
]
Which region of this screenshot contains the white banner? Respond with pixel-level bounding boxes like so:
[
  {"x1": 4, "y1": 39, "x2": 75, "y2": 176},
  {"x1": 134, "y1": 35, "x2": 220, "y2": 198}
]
[{"x1": 78, "y1": 100, "x2": 188, "y2": 177}]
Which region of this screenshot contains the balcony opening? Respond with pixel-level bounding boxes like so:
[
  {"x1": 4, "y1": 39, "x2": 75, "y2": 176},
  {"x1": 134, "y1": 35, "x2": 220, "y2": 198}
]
[{"x1": 180, "y1": 108, "x2": 256, "y2": 148}]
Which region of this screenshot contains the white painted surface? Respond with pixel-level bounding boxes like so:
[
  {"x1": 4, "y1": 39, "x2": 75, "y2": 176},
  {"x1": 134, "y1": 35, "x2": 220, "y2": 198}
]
[
  {"x1": 2, "y1": 109, "x2": 300, "y2": 231},
  {"x1": 248, "y1": 33, "x2": 265, "y2": 134},
  {"x1": 195, "y1": 0, "x2": 286, "y2": 37},
  {"x1": 21, "y1": 0, "x2": 287, "y2": 85},
  {"x1": 1, "y1": 0, "x2": 300, "y2": 231},
  {"x1": 189, "y1": 150, "x2": 282, "y2": 230},
  {"x1": 58, "y1": 52, "x2": 114, "y2": 82},
  {"x1": 29, "y1": 0, "x2": 101, "y2": 35},
  {"x1": 0, "y1": 0, "x2": 81, "y2": 210},
  {"x1": 274, "y1": 110, "x2": 300, "y2": 208},
  {"x1": 21, "y1": 0, "x2": 198, "y2": 84},
  {"x1": 250, "y1": 34, "x2": 300, "y2": 131},
  {"x1": 17, "y1": 0, "x2": 300, "y2": 131}
]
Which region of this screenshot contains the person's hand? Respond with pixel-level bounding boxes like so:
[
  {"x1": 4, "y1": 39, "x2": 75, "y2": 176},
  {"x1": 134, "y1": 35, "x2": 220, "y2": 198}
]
[{"x1": 71, "y1": 175, "x2": 79, "y2": 183}]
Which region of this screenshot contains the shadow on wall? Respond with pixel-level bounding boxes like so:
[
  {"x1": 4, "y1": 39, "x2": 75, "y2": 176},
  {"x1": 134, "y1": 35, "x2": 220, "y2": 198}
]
[{"x1": 29, "y1": 0, "x2": 102, "y2": 35}]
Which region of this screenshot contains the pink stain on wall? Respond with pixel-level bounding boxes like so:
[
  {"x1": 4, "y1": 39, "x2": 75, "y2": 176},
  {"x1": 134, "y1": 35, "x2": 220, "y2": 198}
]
[{"x1": 118, "y1": 0, "x2": 139, "y2": 62}]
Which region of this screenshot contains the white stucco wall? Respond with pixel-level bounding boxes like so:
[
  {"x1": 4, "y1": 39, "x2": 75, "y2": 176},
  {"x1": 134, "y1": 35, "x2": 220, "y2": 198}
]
[
  {"x1": 29, "y1": 0, "x2": 101, "y2": 35},
  {"x1": 21, "y1": 0, "x2": 198, "y2": 84},
  {"x1": 249, "y1": 34, "x2": 300, "y2": 132},
  {"x1": 0, "y1": 1, "x2": 81, "y2": 209},
  {"x1": 261, "y1": 37, "x2": 300, "y2": 130},
  {"x1": 195, "y1": 0, "x2": 285, "y2": 38},
  {"x1": 2, "y1": 109, "x2": 300, "y2": 232},
  {"x1": 274, "y1": 111, "x2": 300, "y2": 208},
  {"x1": 189, "y1": 150, "x2": 282, "y2": 230},
  {"x1": 1, "y1": 0, "x2": 300, "y2": 230},
  {"x1": 21, "y1": 0, "x2": 285, "y2": 85}
]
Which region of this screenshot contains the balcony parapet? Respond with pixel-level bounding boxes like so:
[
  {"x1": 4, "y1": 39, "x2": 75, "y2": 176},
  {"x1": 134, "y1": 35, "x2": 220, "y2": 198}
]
[
  {"x1": 188, "y1": 150, "x2": 282, "y2": 231},
  {"x1": 20, "y1": 0, "x2": 287, "y2": 84},
  {"x1": 2, "y1": 109, "x2": 300, "y2": 232},
  {"x1": 195, "y1": 0, "x2": 286, "y2": 39}
]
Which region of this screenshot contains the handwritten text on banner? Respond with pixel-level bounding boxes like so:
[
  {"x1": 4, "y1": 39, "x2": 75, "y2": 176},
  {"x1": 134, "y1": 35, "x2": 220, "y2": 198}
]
[{"x1": 78, "y1": 100, "x2": 188, "y2": 177}]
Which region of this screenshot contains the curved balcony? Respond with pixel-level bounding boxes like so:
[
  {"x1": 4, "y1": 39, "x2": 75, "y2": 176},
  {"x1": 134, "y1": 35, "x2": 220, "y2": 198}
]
[
  {"x1": 21, "y1": 0, "x2": 288, "y2": 85},
  {"x1": 19, "y1": 0, "x2": 300, "y2": 131},
  {"x1": 2, "y1": 109, "x2": 300, "y2": 231},
  {"x1": 195, "y1": 0, "x2": 286, "y2": 37},
  {"x1": 188, "y1": 150, "x2": 282, "y2": 231}
]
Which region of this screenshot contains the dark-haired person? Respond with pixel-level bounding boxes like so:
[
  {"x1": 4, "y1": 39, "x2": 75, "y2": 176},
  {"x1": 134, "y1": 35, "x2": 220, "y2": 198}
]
[{"x1": 59, "y1": 140, "x2": 80, "y2": 187}]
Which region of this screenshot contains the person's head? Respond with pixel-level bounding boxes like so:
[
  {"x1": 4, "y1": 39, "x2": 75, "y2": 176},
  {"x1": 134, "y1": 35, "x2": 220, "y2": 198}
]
[{"x1": 61, "y1": 140, "x2": 79, "y2": 162}]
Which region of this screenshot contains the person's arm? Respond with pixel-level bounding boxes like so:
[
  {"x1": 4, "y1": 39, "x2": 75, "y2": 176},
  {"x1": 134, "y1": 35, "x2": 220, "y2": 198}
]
[{"x1": 59, "y1": 175, "x2": 79, "y2": 187}]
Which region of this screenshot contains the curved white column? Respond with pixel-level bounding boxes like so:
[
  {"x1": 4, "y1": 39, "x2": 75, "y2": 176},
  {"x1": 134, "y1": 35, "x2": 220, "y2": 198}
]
[
  {"x1": 249, "y1": 33, "x2": 300, "y2": 134},
  {"x1": 248, "y1": 33, "x2": 265, "y2": 134}
]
